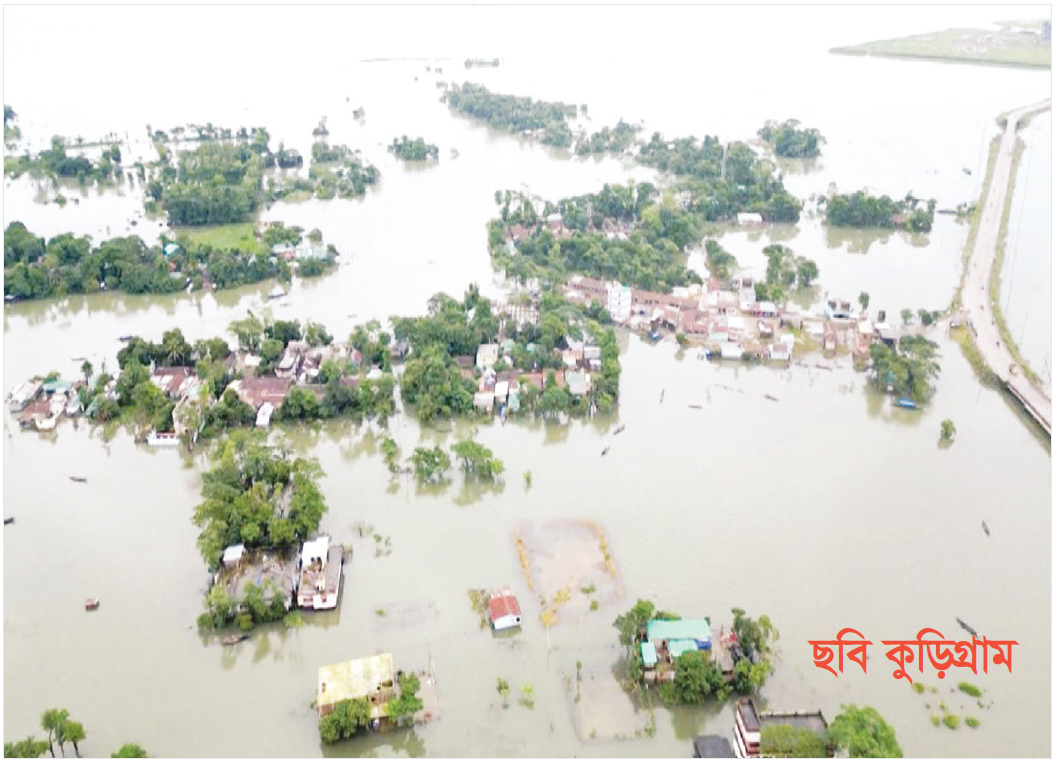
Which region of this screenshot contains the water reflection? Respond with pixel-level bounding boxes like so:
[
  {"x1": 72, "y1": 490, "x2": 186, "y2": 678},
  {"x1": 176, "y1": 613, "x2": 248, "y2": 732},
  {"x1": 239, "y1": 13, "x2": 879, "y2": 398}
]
[
  {"x1": 453, "y1": 477, "x2": 505, "y2": 506},
  {"x1": 824, "y1": 225, "x2": 930, "y2": 254},
  {"x1": 321, "y1": 727, "x2": 427, "y2": 758},
  {"x1": 776, "y1": 156, "x2": 825, "y2": 176}
]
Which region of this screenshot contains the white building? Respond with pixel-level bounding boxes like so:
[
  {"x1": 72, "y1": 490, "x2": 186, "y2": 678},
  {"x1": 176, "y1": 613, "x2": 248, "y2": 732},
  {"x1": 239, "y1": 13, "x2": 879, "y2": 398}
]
[
  {"x1": 256, "y1": 402, "x2": 275, "y2": 428},
  {"x1": 606, "y1": 283, "x2": 632, "y2": 322},
  {"x1": 736, "y1": 212, "x2": 764, "y2": 227}
]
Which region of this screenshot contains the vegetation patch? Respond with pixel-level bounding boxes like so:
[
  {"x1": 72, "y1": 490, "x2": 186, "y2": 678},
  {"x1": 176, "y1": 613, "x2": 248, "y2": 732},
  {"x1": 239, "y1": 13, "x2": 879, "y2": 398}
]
[
  {"x1": 389, "y1": 136, "x2": 439, "y2": 161},
  {"x1": 958, "y1": 681, "x2": 982, "y2": 698},
  {"x1": 820, "y1": 190, "x2": 935, "y2": 232},
  {"x1": 442, "y1": 82, "x2": 577, "y2": 147},
  {"x1": 757, "y1": 119, "x2": 824, "y2": 158},
  {"x1": 942, "y1": 714, "x2": 961, "y2": 730}
]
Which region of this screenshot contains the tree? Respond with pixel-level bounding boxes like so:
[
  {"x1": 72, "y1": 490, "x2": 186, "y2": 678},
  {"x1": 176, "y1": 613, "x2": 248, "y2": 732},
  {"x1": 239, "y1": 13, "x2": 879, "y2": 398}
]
[
  {"x1": 900, "y1": 309, "x2": 913, "y2": 325},
  {"x1": 386, "y1": 672, "x2": 424, "y2": 725},
  {"x1": 797, "y1": 259, "x2": 819, "y2": 288},
  {"x1": 858, "y1": 292, "x2": 870, "y2": 312},
  {"x1": 940, "y1": 419, "x2": 956, "y2": 442},
  {"x1": 304, "y1": 321, "x2": 332, "y2": 347},
  {"x1": 613, "y1": 599, "x2": 656, "y2": 651},
  {"x1": 410, "y1": 446, "x2": 451, "y2": 483},
  {"x1": 80, "y1": 360, "x2": 93, "y2": 386},
  {"x1": 658, "y1": 650, "x2": 728, "y2": 704},
  {"x1": 63, "y1": 722, "x2": 85, "y2": 758},
  {"x1": 41, "y1": 710, "x2": 69, "y2": 758},
  {"x1": 828, "y1": 705, "x2": 903, "y2": 758},
  {"x1": 381, "y1": 437, "x2": 401, "y2": 475},
  {"x1": 4, "y1": 737, "x2": 49, "y2": 758},
  {"x1": 228, "y1": 312, "x2": 264, "y2": 353},
  {"x1": 318, "y1": 698, "x2": 371, "y2": 744},
  {"x1": 451, "y1": 439, "x2": 504, "y2": 480},
  {"x1": 761, "y1": 725, "x2": 830, "y2": 758},
  {"x1": 111, "y1": 744, "x2": 148, "y2": 758}
]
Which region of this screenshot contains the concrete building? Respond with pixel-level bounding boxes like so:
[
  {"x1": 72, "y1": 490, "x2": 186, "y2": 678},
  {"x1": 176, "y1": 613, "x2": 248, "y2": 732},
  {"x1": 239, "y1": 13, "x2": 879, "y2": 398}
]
[{"x1": 607, "y1": 283, "x2": 632, "y2": 322}]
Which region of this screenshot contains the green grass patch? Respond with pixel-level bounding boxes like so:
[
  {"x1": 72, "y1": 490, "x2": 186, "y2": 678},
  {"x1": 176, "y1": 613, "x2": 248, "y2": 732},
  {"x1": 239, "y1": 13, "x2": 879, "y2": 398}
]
[
  {"x1": 942, "y1": 714, "x2": 961, "y2": 730},
  {"x1": 912, "y1": 683, "x2": 926, "y2": 694},
  {"x1": 952, "y1": 326, "x2": 1001, "y2": 387},
  {"x1": 965, "y1": 717, "x2": 981, "y2": 728},
  {"x1": 931, "y1": 714, "x2": 941, "y2": 727},
  {"x1": 958, "y1": 681, "x2": 983, "y2": 698},
  {"x1": 174, "y1": 223, "x2": 262, "y2": 254}
]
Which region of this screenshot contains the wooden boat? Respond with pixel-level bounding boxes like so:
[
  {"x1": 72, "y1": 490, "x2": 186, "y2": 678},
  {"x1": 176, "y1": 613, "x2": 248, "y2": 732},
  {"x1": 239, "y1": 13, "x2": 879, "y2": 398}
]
[
  {"x1": 118, "y1": 335, "x2": 134, "y2": 342},
  {"x1": 221, "y1": 633, "x2": 249, "y2": 646},
  {"x1": 613, "y1": 424, "x2": 625, "y2": 435},
  {"x1": 601, "y1": 447, "x2": 610, "y2": 456},
  {"x1": 981, "y1": 521, "x2": 990, "y2": 537},
  {"x1": 894, "y1": 397, "x2": 919, "y2": 410},
  {"x1": 4, "y1": 517, "x2": 14, "y2": 525},
  {"x1": 85, "y1": 598, "x2": 100, "y2": 611},
  {"x1": 764, "y1": 394, "x2": 779, "y2": 402},
  {"x1": 688, "y1": 404, "x2": 703, "y2": 410},
  {"x1": 69, "y1": 476, "x2": 87, "y2": 483},
  {"x1": 955, "y1": 618, "x2": 977, "y2": 638}
]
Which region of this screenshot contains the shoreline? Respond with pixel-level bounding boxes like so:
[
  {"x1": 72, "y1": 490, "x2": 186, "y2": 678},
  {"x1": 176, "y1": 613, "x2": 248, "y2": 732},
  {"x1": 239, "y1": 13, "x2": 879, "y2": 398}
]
[{"x1": 829, "y1": 47, "x2": 1050, "y2": 71}]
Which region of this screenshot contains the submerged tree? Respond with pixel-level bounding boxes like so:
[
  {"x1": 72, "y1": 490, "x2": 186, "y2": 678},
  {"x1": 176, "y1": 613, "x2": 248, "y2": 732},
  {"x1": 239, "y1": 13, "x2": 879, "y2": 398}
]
[
  {"x1": 111, "y1": 743, "x2": 149, "y2": 758},
  {"x1": 828, "y1": 705, "x2": 903, "y2": 758}
]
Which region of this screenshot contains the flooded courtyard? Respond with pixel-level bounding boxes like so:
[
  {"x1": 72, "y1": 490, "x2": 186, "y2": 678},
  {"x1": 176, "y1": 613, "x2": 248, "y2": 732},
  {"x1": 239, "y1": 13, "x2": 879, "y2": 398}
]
[{"x1": 3, "y1": 5, "x2": 1051, "y2": 758}]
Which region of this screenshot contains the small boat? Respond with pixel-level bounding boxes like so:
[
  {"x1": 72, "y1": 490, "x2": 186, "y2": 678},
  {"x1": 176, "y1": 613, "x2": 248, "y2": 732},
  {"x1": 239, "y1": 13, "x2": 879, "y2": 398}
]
[
  {"x1": 118, "y1": 335, "x2": 134, "y2": 342},
  {"x1": 764, "y1": 394, "x2": 779, "y2": 402},
  {"x1": 688, "y1": 404, "x2": 703, "y2": 410},
  {"x1": 613, "y1": 424, "x2": 625, "y2": 435},
  {"x1": 956, "y1": 618, "x2": 977, "y2": 638},
  {"x1": 601, "y1": 446, "x2": 610, "y2": 456},
  {"x1": 221, "y1": 633, "x2": 250, "y2": 646},
  {"x1": 4, "y1": 517, "x2": 14, "y2": 525},
  {"x1": 69, "y1": 476, "x2": 87, "y2": 483},
  {"x1": 894, "y1": 397, "x2": 919, "y2": 410},
  {"x1": 659, "y1": 389, "x2": 665, "y2": 404},
  {"x1": 269, "y1": 286, "x2": 285, "y2": 300},
  {"x1": 85, "y1": 598, "x2": 100, "y2": 611},
  {"x1": 981, "y1": 521, "x2": 990, "y2": 537}
]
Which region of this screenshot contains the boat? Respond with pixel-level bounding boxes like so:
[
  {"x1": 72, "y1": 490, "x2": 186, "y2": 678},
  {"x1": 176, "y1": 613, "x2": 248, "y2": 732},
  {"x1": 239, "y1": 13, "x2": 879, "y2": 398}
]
[
  {"x1": 69, "y1": 476, "x2": 87, "y2": 483},
  {"x1": 146, "y1": 431, "x2": 181, "y2": 447},
  {"x1": 613, "y1": 424, "x2": 625, "y2": 435},
  {"x1": 688, "y1": 404, "x2": 703, "y2": 410},
  {"x1": 764, "y1": 394, "x2": 779, "y2": 402},
  {"x1": 221, "y1": 633, "x2": 250, "y2": 646},
  {"x1": 955, "y1": 618, "x2": 977, "y2": 638},
  {"x1": 4, "y1": 517, "x2": 14, "y2": 525},
  {"x1": 601, "y1": 446, "x2": 610, "y2": 456},
  {"x1": 894, "y1": 398, "x2": 919, "y2": 410},
  {"x1": 118, "y1": 335, "x2": 134, "y2": 342},
  {"x1": 269, "y1": 286, "x2": 285, "y2": 300},
  {"x1": 85, "y1": 598, "x2": 100, "y2": 611},
  {"x1": 981, "y1": 521, "x2": 990, "y2": 537}
]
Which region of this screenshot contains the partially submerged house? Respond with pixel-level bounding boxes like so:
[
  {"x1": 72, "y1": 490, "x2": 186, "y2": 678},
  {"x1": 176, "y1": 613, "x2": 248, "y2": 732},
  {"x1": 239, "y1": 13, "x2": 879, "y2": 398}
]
[
  {"x1": 7, "y1": 379, "x2": 42, "y2": 413},
  {"x1": 641, "y1": 618, "x2": 714, "y2": 682},
  {"x1": 736, "y1": 212, "x2": 764, "y2": 227},
  {"x1": 487, "y1": 588, "x2": 522, "y2": 631},
  {"x1": 297, "y1": 536, "x2": 344, "y2": 610},
  {"x1": 317, "y1": 653, "x2": 396, "y2": 722},
  {"x1": 733, "y1": 698, "x2": 829, "y2": 758},
  {"x1": 694, "y1": 735, "x2": 735, "y2": 758}
]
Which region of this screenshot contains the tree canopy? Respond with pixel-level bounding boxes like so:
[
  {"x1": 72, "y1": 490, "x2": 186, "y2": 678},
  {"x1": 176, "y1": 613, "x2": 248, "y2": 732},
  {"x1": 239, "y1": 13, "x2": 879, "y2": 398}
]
[
  {"x1": 868, "y1": 334, "x2": 940, "y2": 402},
  {"x1": 828, "y1": 705, "x2": 903, "y2": 758},
  {"x1": 443, "y1": 82, "x2": 577, "y2": 147},
  {"x1": 823, "y1": 190, "x2": 935, "y2": 232},
  {"x1": 758, "y1": 119, "x2": 825, "y2": 158}
]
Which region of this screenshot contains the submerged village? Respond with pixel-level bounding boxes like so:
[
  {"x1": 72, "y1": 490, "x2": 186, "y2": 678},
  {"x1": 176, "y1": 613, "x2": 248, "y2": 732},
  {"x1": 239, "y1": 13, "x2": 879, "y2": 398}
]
[{"x1": 3, "y1": 18, "x2": 1051, "y2": 759}]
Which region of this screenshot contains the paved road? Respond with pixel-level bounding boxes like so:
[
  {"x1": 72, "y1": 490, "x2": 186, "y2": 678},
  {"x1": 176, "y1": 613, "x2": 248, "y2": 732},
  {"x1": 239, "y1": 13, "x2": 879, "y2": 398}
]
[{"x1": 961, "y1": 99, "x2": 1052, "y2": 434}]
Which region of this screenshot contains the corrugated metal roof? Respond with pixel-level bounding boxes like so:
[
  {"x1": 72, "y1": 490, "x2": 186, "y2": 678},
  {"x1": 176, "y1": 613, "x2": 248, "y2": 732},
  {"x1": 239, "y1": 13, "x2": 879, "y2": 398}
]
[
  {"x1": 641, "y1": 641, "x2": 658, "y2": 667},
  {"x1": 669, "y1": 639, "x2": 699, "y2": 658},
  {"x1": 647, "y1": 618, "x2": 712, "y2": 643}
]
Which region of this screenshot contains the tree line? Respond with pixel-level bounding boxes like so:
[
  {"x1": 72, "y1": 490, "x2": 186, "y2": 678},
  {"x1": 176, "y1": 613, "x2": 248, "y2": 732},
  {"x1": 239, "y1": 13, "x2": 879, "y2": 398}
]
[
  {"x1": 4, "y1": 708, "x2": 148, "y2": 758},
  {"x1": 442, "y1": 82, "x2": 578, "y2": 148},
  {"x1": 822, "y1": 190, "x2": 936, "y2": 232},
  {"x1": 757, "y1": 119, "x2": 825, "y2": 158}
]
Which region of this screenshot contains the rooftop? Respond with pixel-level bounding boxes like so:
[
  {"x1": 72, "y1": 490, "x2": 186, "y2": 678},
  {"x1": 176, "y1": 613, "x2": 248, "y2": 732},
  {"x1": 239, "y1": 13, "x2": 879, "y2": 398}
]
[
  {"x1": 694, "y1": 735, "x2": 735, "y2": 758},
  {"x1": 647, "y1": 618, "x2": 712, "y2": 644},
  {"x1": 318, "y1": 653, "x2": 395, "y2": 718}
]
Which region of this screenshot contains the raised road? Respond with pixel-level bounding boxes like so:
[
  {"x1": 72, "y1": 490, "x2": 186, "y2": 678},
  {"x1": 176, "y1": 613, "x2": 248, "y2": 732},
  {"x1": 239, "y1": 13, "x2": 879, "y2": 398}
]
[{"x1": 961, "y1": 99, "x2": 1051, "y2": 435}]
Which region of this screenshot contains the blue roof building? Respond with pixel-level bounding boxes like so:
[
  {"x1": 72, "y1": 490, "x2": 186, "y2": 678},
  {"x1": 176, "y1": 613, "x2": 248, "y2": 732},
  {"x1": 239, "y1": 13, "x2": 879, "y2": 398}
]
[{"x1": 646, "y1": 618, "x2": 712, "y2": 650}]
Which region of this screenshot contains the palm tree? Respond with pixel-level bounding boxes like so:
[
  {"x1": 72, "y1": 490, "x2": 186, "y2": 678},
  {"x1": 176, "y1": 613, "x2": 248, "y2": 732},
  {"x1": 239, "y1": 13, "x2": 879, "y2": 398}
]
[{"x1": 80, "y1": 360, "x2": 93, "y2": 386}]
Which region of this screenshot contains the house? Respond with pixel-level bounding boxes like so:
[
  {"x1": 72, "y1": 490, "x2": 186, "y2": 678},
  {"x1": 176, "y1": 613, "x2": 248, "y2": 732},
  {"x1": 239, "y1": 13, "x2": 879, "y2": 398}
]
[
  {"x1": 769, "y1": 343, "x2": 791, "y2": 362},
  {"x1": 505, "y1": 224, "x2": 531, "y2": 244},
  {"x1": 272, "y1": 243, "x2": 297, "y2": 260},
  {"x1": 276, "y1": 341, "x2": 308, "y2": 380},
  {"x1": 317, "y1": 653, "x2": 396, "y2": 721},
  {"x1": 693, "y1": 735, "x2": 735, "y2": 758},
  {"x1": 295, "y1": 243, "x2": 328, "y2": 260},
  {"x1": 476, "y1": 343, "x2": 499, "y2": 371},
  {"x1": 720, "y1": 343, "x2": 744, "y2": 360},
  {"x1": 146, "y1": 431, "x2": 181, "y2": 447},
  {"x1": 726, "y1": 315, "x2": 746, "y2": 339},
  {"x1": 607, "y1": 283, "x2": 632, "y2": 322},
  {"x1": 494, "y1": 380, "x2": 510, "y2": 407},
  {"x1": 297, "y1": 536, "x2": 343, "y2": 610},
  {"x1": 823, "y1": 323, "x2": 838, "y2": 353},
  {"x1": 737, "y1": 212, "x2": 763, "y2": 227},
  {"x1": 733, "y1": 698, "x2": 829, "y2": 758},
  {"x1": 564, "y1": 370, "x2": 591, "y2": 397},
  {"x1": 256, "y1": 402, "x2": 275, "y2": 428},
  {"x1": 874, "y1": 323, "x2": 896, "y2": 346},
  {"x1": 7, "y1": 379, "x2": 42, "y2": 412},
  {"x1": 221, "y1": 544, "x2": 245, "y2": 569},
  {"x1": 227, "y1": 377, "x2": 293, "y2": 410},
  {"x1": 646, "y1": 618, "x2": 713, "y2": 656},
  {"x1": 487, "y1": 588, "x2": 522, "y2": 630},
  {"x1": 641, "y1": 641, "x2": 658, "y2": 669},
  {"x1": 150, "y1": 366, "x2": 196, "y2": 399},
  {"x1": 473, "y1": 391, "x2": 495, "y2": 412},
  {"x1": 758, "y1": 321, "x2": 774, "y2": 337},
  {"x1": 824, "y1": 299, "x2": 856, "y2": 321}
]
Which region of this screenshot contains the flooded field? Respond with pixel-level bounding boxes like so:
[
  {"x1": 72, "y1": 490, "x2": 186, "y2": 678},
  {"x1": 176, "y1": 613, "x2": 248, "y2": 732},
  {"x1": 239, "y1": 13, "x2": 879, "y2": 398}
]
[{"x1": 3, "y1": 5, "x2": 1051, "y2": 758}]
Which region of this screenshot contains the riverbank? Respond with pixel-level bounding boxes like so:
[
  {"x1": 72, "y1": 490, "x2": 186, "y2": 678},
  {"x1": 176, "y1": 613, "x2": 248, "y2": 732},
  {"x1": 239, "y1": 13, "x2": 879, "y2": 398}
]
[{"x1": 831, "y1": 23, "x2": 1051, "y2": 69}]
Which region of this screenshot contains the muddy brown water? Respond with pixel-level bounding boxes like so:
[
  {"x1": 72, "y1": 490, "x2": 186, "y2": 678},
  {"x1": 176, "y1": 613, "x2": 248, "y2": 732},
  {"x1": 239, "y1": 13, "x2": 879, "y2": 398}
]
[{"x1": 4, "y1": 6, "x2": 1051, "y2": 757}]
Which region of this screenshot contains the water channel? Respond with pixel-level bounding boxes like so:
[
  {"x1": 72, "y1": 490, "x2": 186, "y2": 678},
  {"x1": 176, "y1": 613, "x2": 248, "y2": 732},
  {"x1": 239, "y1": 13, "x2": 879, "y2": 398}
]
[{"x1": 3, "y1": 6, "x2": 1051, "y2": 757}]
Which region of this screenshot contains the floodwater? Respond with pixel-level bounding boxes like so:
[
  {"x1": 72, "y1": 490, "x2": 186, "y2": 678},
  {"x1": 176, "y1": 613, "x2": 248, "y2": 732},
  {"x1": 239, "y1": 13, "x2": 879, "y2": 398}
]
[
  {"x1": 999, "y1": 110, "x2": 1052, "y2": 394},
  {"x1": 3, "y1": 5, "x2": 1051, "y2": 758}
]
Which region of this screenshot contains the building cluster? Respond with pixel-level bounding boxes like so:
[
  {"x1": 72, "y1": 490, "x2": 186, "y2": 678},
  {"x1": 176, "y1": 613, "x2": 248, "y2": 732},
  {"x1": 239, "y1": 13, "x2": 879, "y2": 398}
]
[
  {"x1": 562, "y1": 273, "x2": 889, "y2": 362},
  {"x1": 693, "y1": 699, "x2": 830, "y2": 758},
  {"x1": 218, "y1": 534, "x2": 344, "y2": 613}
]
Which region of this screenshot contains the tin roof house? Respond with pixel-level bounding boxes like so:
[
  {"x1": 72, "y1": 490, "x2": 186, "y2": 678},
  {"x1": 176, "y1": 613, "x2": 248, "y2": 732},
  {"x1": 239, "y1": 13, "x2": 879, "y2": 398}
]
[{"x1": 317, "y1": 653, "x2": 396, "y2": 721}]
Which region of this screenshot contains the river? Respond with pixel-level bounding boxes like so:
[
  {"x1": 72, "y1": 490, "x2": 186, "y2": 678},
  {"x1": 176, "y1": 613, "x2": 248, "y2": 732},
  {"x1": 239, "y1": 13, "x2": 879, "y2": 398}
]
[{"x1": 3, "y1": 5, "x2": 1051, "y2": 758}]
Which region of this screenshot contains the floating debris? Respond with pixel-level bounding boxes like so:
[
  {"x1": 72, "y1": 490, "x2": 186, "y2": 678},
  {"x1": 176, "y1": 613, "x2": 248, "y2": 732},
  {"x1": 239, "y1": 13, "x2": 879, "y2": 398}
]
[
  {"x1": 221, "y1": 633, "x2": 249, "y2": 646},
  {"x1": 613, "y1": 424, "x2": 625, "y2": 435},
  {"x1": 601, "y1": 447, "x2": 610, "y2": 456},
  {"x1": 981, "y1": 521, "x2": 990, "y2": 537},
  {"x1": 69, "y1": 476, "x2": 87, "y2": 483},
  {"x1": 85, "y1": 598, "x2": 100, "y2": 611},
  {"x1": 764, "y1": 394, "x2": 779, "y2": 402}
]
